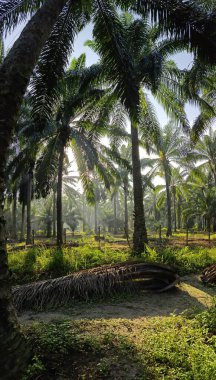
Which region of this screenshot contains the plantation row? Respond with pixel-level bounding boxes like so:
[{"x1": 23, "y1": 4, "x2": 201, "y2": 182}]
[{"x1": 0, "y1": 1, "x2": 215, "y2": 379}]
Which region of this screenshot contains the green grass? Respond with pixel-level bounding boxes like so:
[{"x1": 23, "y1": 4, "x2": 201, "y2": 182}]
[
  {"x1": 146, "y1": 246, "x2": 216, "y2": 275},
  {"x1": 148, "y1": 230, "x2": 216, "y2": 240},
  {"x1": 8, "y1": 245, "x2": 130, "y2": 283},
  {"x1": 21, "y1": 305, "x2": 216, "y2": 380},
  {"x1": 8, "y1": 243, "x2": 216, "y2": 284},
  {"x1": 9, "y1": 238, "x2": 216, "y2": 378}
]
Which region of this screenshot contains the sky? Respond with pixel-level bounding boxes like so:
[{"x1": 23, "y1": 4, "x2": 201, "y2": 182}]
[
  {"x1": 5, "y1": 22, "x2": 200, "y2": 128},
  {"x1": 4, "y1": 17, "x2": 204, "y2": 190}
]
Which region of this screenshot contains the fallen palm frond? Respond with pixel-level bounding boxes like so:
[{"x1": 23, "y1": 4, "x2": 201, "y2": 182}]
[
  {"x1": 12, "y1": 262, "x2": 180, "y2": 311},
  {"x1": 201, "y1": 264, "x2": 216, "y2": 285}
]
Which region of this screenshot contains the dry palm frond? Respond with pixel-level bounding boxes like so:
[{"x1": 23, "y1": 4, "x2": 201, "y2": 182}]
[
  {"x1": 13, "y1": 262, "x2": 179, "y2": 311},
  {"x1": 201, "y1": 264, "x2": 216, "y2": 285}
]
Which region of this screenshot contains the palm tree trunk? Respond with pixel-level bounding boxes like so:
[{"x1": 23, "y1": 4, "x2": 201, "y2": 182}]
[
  {"x1": 173, "y1": 188, "x2": 177, "y2": 232},
  {"x1": 20, "y1": 203, "x2": 26, "y2": 241},
  {"x1": 0, "y1": 1, "x2": 68, "y2": 376},
  {"x1": 57, "y1": 143, "x2": 64, "y2": 247},
  {"x1": 208, "y1": 218, "x2": 211, "y2": 243},
  {"x1": 177, "y1": 199, "x2": 182, "y2": 230},
  {"x1": 213, "y1": 218, "x2": 216, "y2": 233},
  {"x1": 53, "y1": 190, "x2": 56, "y2": 238},
  {"x1": 113, "y1": 193, "x2": 117, "y2": 234},
  {"x1": 82, "y1": 193, "x2": 86, "y2": 232},
  {"x1": 123, "y1": 184, "x2": 129, "y2": 239},
  {"x1": 164, "y1": 163, "x2": 172, "y2": 237},
  {"x1": 26, "y1": 172, "x2": 32, "y2": 244},
  {"x1": 94, "y1": 202, "x2": 98, "y2": 234},
  {"x1": 131, "y1": 120, "x2": 148, "y2": 254},
  {"x1": 47, "y1": 218, "x2": 52, "y2": 238},
  {"x1": 12, "y1": 189, "x2": 17, "y2": 240},
  {"x1": 153, "y1": 192, "x2": 160, "y2": 222}
]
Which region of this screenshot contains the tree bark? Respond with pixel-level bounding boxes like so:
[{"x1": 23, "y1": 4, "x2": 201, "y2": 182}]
[
  {"x1": 47, "y1": 218, "x2": 52, "y2": 238},
  {"x1": 131, "y1": 120, "x2": 148, "y2": 254},
  {"x1": 177, "y1": 198, "x2": 182, "y2": 230},
  {"x1": 26, "y1": 172, "x2": 32, "y2": 244},
  {"x1": 173, "y1": 187, "x2": 177, "y2": 232},
  {"x1": 52, "y1": 190, "x2": 56, "y2": 238},
  {"x1": 123, "y1": 183, "x2": 129, "y2": 239},
  {"x1": 164, "y1": 162, "x2": 172, "y2": 237},
  {"x1": 20, "y1": 203, "x2": 26, "y2": 241},
  {"x1": 57, "y1": 143, "x2": 64, "y2": 247},
  {"x1": 94, "y1": 202, "x2": 98, "y2": 234},
  {"x1": 82, "y1": 193, "x2": 86, "y2": 232},
  {"x1": 113, "y1": 192, "x2": 117, "y2": 234},
  {"x1": 0, "y1": 0, "x2": 68, "y2": 377},
  {"x1": 11, "y1": 189, "x2": 17, "y2": 240},
  {"x1": 208, "y1": 218, "x2": 211, "y2": 243}
]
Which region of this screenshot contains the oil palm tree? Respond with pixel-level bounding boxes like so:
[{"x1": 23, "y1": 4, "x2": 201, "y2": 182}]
[
  {"x1": 183, "y1": 61, "x2": 216, "y2": 140},
  {"x1": 141, "y1": 123, "x2": 184, "y2": 236},
  {"x1": 191, "y1": 128, "x2": 216, "y2": 185},
  {"x1": 184, "y1": 168, "x2": 216, "y2": 242},
  {"x1": 118, "y1": 144, "x2": 133, "y2": 239},
  {"x1": 0, "y1": 2, "x2": 88, "y2": 372},
  {"x1": 0, "y1": 0, "x2": 215, "y2": 255},
  {"x1": 0, "y1": 1, "x2": 215, "y2": 377},
  {"x1": 153, "y1": 167, "x2": 187, "y2": 232},
  {"x1": 90, "y1": 8, "x2": 193, "y2": 253},
  {"x1": 32, "y1": 54, "x2": 129, "y2": 246}
]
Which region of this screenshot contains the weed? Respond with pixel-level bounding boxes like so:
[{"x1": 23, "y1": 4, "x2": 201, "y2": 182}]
[{"x1": 21, "y1": 308, "x2": 216, "y2": 380}]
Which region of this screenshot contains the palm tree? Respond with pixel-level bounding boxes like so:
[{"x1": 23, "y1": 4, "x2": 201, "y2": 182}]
[
  {"x1": 184, "y1": 61, "x2": 216, "y2": 140},
  {"x1": 118, "y1": 144, "x2": 132, "y2": 238},
  {"x1": 141, "y1": 123, "x2": 184, "y2": 236},
  {"x1": 32, "y1": 54, "x2": 129, "y2": 245},
  {"x1": 0, "y1": 3, "x2": 76, "y2": 371},
  {"x1": 90, "y1": 9, "x2": 191, "y2": 252},
  {"x1": 0, "y1": 1, "x2": 215, "y2": 376},
  {"x1": 184, "y1": 168, "x2": 216, "y2": 242},
  {"x1": 192, "y1": 128, "x2": 216, "y2": 185},
  {"x1": 6, "y1": 102, "x2": 39, "y2": 244},
  {"x1": 153, "y1": 167, "x2": 187, "y2": 232}
]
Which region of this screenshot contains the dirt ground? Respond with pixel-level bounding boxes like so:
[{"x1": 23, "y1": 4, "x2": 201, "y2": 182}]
[{"x1": 19, "y1": 274, "x2": 215, "y2": 324}]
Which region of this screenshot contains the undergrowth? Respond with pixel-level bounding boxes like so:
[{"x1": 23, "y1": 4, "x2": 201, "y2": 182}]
[
  {"x1": 21, "y1": 305, "x2": 216, "y2": 380},
  {"x1": 8, "y1": 245, "x2": 130, "y2": 284},
  {"x1": 146, "y1": 246, "x2": 216, "y2": 276},
  {"x1": 8, "y1": 244, "x2": 216, "y2": 284}
]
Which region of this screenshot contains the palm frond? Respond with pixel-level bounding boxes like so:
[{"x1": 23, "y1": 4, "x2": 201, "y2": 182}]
[
  {"x1": 132, "y1": 0, "x2": 216, "y2": 64},
  {"x1": 191, "y1": 112, "x2": 216, "y2": 142},
  {"x1": 35, "y1": 137, "x2": 59, "y2": 198},
  {"x1": 156, "y1": 84, "x2": 190, "y2": 131},
  {"x1": 139, "y1": 90, "x2": 160, "y2": 153},
  {"x1": 93, "y1": 0, "x2": 138, "y2": 118},
  {"x1": 31, "y1": 2, "x2": 88, "y2": 124},
  {"x1": 13, "y1": 261, "x2": 179, "y2": 310},
  {"x1": 0, "y1": 0, "x2": 44, "y2": 34},
  {"x1": 0, "y1": 38, "x2": 4, "y2": 63}
]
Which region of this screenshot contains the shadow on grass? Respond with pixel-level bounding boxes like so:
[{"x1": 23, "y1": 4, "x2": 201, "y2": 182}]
[{"x1": 22, "y1": 320, "x2": 153, "y2": 380}]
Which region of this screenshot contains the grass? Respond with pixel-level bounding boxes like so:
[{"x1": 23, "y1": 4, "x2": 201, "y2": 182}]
[
  {"x1": 147, "y1": 246, "x2": 216, "y2": 276},
  {"x1": 8, "y1": 243, "x2": 216, "y2": 284},
  {"x1": 21, "y1": 305, "x2": 216, "y2": 380},
  {"x1": 9, "y1": 236, "x2": 216, "y2": 379},
  {"x1": 8, "y1": 244, "x2": 130, "y2": 284}
]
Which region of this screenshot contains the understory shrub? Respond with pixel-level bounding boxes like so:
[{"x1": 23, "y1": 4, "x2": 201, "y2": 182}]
[
  {"x1": 144, "y1": 246, "x2": 216, "y2": 275},
  {"x1": 21, "y1": 306, "x2": 216, "y2": 380},
  {"x1": 8, "y1": 245, "x2": 130, "y2": 283},
  {"x1": 8, "y1": 243, "x2": 216, "y2": 283}
]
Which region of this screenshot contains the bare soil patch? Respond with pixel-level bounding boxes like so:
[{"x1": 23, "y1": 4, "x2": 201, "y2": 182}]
[{"x1": 19, "y1": 274, "x2": 215, "y2": 324}]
